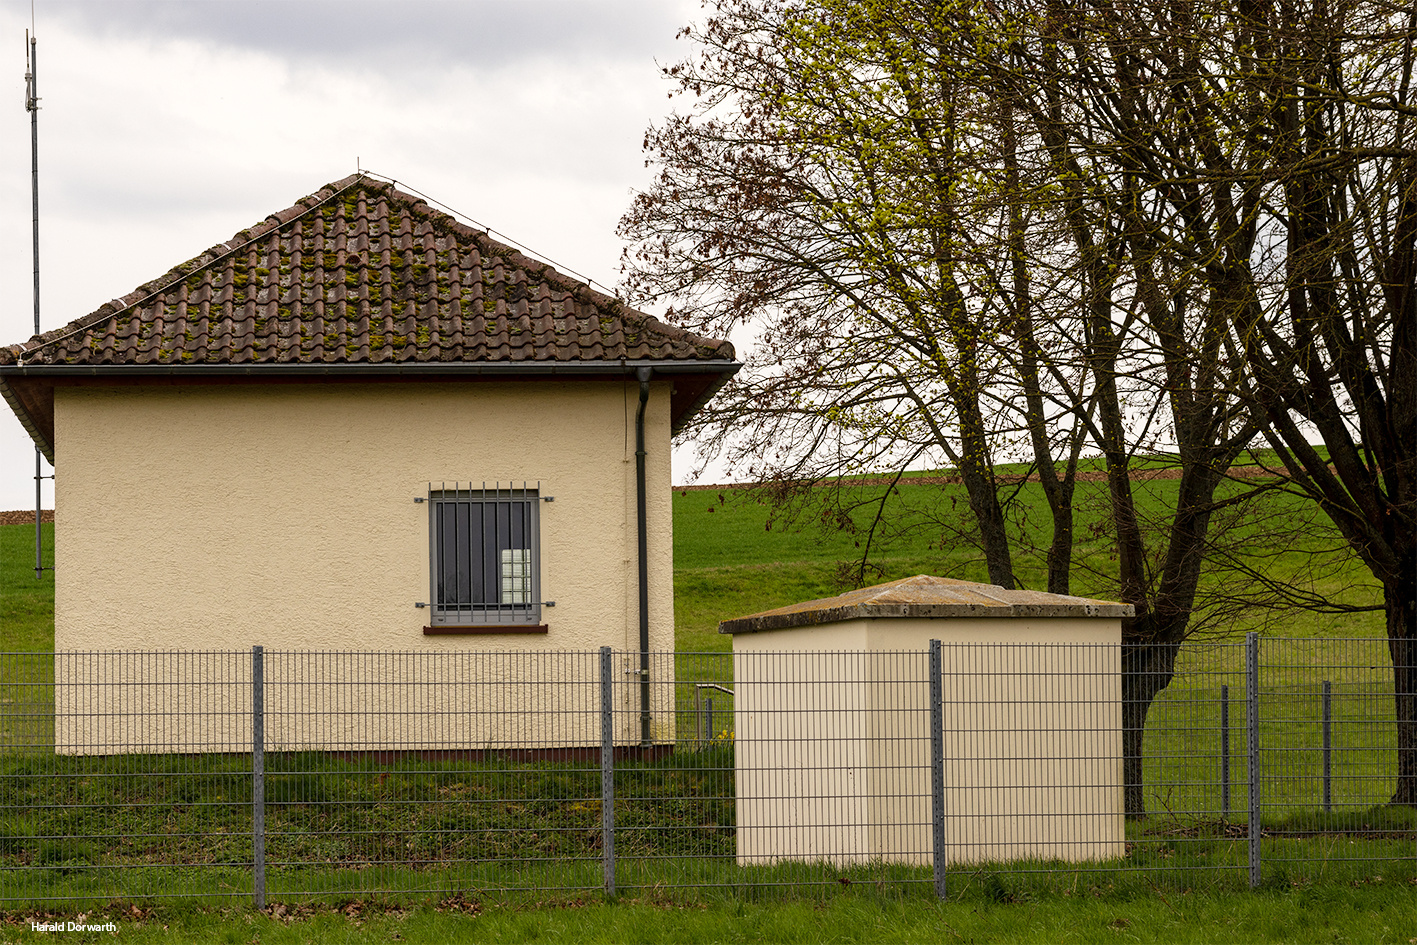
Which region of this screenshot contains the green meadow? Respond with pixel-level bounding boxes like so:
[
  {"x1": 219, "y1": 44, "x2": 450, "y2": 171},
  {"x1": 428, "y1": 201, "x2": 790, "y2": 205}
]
[
  {"x1": 673, "y1": 470, "x2": 1387, "y2": 650},
  {"x1": 0, "y1": 523, "x2": 51, "y2": 653},
  {"x1": 0, "y1": 468, "x2": 1391, "y2": 656}
]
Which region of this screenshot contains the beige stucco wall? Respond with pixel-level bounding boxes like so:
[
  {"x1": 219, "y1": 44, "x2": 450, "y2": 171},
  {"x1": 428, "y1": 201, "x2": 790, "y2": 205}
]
[
  {"x1": 730, "y1": 617, "x2": 1124, "y2": 867},
  {"x1": 732, "y1": 640, "x2": 877, "y2": 866},
  {"x1": 52, "y1": 378, "x2": 676, "y2": 751}
]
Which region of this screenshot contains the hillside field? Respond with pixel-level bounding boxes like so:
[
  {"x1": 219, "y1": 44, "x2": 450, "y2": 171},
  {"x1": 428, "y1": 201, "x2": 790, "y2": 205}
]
[
  {"x1": 0, "y1": 472, "x2": 1390, "y2": 652},
  {"x1": 673, "y1": 473, "x2": 1386, "y2": 651}
]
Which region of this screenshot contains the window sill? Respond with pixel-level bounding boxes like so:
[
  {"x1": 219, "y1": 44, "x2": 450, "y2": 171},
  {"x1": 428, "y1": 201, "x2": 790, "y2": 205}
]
[{"x1": 423, "y1": 624, "x2": 549, "y2": 636}]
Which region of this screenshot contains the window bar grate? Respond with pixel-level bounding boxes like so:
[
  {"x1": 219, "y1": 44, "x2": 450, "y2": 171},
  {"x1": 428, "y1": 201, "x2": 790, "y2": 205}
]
[{"x1": 425, "y1": 481, "x2": 543, "y2": 626}]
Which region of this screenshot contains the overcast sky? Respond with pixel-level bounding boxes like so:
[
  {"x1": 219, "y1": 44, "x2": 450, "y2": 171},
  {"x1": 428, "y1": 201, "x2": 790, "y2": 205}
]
[{"x1": 0, "y1": 0, "x2": 713, "y2": 511}]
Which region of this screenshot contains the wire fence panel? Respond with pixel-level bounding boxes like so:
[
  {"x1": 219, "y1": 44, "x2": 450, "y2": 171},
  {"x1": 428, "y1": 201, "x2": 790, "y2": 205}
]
[
  {"x1": 258, "y1": 649, "x2": 606, "y2": 900},
  {"x1": 638, "y1": 650, "x2": 935, "y2": 892},
  {"x1": 1141, "y1": 641, "x2": 1248, "y2": 823},
  {"x1": 3, "y1": 651, "x2": 255, "y2": 905},
  {"x1": 609, "y1": 651, "x2": 737, "y2": 892},
  {"x1": 1119, "y1": 641, "x2": 1253, "y2": 889},
  {"x1": 0, "y1": 640, "x2": 1410, "y2": 907},
  {"x1": 1254, "y1": 638, "x2": 1411, "y2": 883},
  {"x1": 938, "y1": 642, "x2": 1125, "y2": 874}
]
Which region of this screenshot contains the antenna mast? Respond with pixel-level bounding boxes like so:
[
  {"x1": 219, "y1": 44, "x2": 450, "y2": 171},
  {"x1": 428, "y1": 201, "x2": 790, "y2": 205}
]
[
  {"x1": 27, "y1": 33, "x2": 38, "y2": 336},
  {"x1": 27, "y1": 31, "x2": 49, "y2": 580}
]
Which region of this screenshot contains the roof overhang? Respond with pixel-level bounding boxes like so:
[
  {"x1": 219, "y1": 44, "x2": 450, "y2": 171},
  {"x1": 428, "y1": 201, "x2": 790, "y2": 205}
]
[{"x1": 0, "y1": 358, "x2": 741, "y2": 464}]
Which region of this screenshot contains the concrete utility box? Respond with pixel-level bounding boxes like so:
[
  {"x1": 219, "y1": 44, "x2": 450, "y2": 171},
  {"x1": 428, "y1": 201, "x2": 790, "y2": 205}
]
[{"x1": 719, "y1": 575, "x2": 1131, "y2": 868}]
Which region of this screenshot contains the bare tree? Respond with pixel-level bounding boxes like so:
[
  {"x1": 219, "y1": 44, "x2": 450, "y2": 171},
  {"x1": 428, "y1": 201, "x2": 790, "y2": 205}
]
[
  {"x1": 999, "y1": 0, "x2": 1416, "y2": 805},
  {"x1": 622, "y1": 0, "x2": 1414, "y2": 811},
  {"x1": 621, "y1": 0, "x2": 1089, "y2": 592}
]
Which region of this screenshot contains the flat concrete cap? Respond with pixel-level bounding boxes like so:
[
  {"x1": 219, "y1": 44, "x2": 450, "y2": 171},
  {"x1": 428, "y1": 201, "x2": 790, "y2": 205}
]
[{"x1": 718, "y1": 574, "x2": 1134, "y2": 634}]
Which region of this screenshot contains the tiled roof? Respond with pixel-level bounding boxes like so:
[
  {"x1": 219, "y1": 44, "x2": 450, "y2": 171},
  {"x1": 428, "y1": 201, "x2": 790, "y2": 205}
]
[{"x1": 0, "y1": 174, "x2": 734, "y2": 368}]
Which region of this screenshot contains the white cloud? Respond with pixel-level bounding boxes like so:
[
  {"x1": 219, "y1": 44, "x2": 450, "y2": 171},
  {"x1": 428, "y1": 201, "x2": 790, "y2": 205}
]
[
  {"x1": 0, "y1": 0, "x2": 718, "y2": 511},
  {"x1": 45, "y1": 0, "x2": 690, "y2": 73}
]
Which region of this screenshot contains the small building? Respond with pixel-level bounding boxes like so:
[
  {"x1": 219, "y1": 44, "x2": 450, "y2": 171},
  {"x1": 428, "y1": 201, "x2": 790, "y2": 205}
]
[
  {"x1": 720, "y1": 575, "x2": 1130, "y2": 868},
  {"x1": 0, "y1": 174, "x2": 738, "y2": 753}
]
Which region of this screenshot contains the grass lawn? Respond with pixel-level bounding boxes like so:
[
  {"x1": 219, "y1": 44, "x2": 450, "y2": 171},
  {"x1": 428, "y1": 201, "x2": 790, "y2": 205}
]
[
  {"x1": 1, "y1": 877, "x2": 1415, "y2": 943},
  {"x1": 0, "y1": 523, "x2": 51, "y2": 653}
]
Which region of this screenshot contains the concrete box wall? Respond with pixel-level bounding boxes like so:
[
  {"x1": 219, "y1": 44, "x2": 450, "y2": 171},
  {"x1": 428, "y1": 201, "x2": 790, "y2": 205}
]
[
  {"x1": 51, "y1": 379, "x2": 676, "y2": 752},
  {"x1": 731, "y1": 617, "x2": 1124, "y2": 867}
]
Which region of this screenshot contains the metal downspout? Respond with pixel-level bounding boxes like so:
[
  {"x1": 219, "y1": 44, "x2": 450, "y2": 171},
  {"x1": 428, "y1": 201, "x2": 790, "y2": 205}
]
[{"x1": 635, "y1": 367, "x2": 652, "y2": 746}]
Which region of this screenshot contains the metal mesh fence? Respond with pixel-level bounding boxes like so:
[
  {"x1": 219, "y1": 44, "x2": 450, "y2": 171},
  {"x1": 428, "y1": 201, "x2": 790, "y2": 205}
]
[
  {"x1": 258, "y1": 649, "x2": 607, "y2": 902},
  {"x1": 0, "y1": 637, "x2": 1411, "y2": 907},
  {"x1": 8, "y1": 652, "x2": 254, "y2": 904},
  {"x1": 1252, "y1": 637, "x2": 1408, "y2": 881},
  {"x1": 935, "y1": 641, "x2": 1124, "y2": 872}
]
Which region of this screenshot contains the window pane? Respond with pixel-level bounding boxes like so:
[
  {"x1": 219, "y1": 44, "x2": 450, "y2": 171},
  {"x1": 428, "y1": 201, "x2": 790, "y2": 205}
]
[{"x1": 501, "y1": 548, "x2": 531, "y2": 604}]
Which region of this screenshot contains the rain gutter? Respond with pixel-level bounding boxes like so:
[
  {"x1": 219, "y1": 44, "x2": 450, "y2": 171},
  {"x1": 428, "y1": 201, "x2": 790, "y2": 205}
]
[{"x1": 0, "y1": 359, "x2": 738, "y2": 377}]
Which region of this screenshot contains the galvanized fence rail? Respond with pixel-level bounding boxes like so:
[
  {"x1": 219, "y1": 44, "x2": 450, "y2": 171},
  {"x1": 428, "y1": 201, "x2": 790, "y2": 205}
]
[{"x1": 0, "y1": 638, "x2": 1410, "y2": 907}]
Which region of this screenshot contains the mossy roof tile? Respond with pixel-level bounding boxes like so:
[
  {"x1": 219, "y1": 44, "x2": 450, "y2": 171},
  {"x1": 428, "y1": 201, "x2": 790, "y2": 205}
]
[{"x1": 1, "y1": 175, "x2": 733, "y2": 369}]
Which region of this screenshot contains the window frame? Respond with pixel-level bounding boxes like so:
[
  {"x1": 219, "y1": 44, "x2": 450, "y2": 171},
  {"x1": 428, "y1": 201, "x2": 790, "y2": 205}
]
[{"x1": 426, "y1": 483, "x2": 542, "y2": 628}]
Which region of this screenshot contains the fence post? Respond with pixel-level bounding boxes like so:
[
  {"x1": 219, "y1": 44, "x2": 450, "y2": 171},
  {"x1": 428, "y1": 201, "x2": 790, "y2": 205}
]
[
  {"x1": 600, "y1": 646, "x2": 616, "y2": 898},
  {"x1": 1322, "y1": 679, "x2": 1332, "y2": 813},
  {"x1": 252, "y1": 645, "x2": 266, "y2": 911},
  {"x1": 928, "y1": 639, "x2": 946, "y2": 901},
  {"x1": 1246, "y1": 632, "x2": 1260, "y2": 889},
  {"x1": 1220, "y1": 683, "x2": 1230, "y2": 818},
  {"x1": 695, "y1": 686, "x2": 704, "y2": 746}
]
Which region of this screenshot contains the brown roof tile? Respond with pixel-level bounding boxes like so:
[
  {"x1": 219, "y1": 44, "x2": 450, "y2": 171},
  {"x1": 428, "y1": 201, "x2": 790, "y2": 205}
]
[{"x1": 0, "y1": 175, "x2": 734, "y2": 369}]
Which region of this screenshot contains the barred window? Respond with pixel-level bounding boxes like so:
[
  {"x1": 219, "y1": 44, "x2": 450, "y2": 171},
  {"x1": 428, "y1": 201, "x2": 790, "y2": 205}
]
[{"x1": 429, "y1": 484, "x2": 540, "y2": 626}]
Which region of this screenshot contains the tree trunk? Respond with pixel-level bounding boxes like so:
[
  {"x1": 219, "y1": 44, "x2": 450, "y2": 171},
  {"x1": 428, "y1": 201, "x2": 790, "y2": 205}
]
[
  {"x1": 1121, "y1": 641, "x2": 1180, "y2": 819},
  {"x1": 1044, "y1": 499, "x2": 1075, "y2": 596},
  {"x1": 1388, "y1": 589, "x2": 1417, "y2": 807},
  {"x1": 999, "y1": 88, "x2": 1077, "y2": 596},
  {"x1": 956, "y1": 399, "x2": 1016, "y2": 590}
]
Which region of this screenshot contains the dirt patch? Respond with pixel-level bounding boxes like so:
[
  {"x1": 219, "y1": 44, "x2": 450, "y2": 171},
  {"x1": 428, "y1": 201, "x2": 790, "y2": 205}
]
[{"x1": 0, "y1": 510, "x2": 53, "y2": 526}]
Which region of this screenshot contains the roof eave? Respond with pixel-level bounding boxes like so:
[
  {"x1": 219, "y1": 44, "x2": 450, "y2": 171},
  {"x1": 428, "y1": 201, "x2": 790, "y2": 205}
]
[
  {"x1": 0, "y1": 359, "x2": 741, "y2": 453},
  {"x1": 0, "y1": 375, "x2": 54, "y2": 463},
  {"x1": 0, "y1": 358, "x2": 739, "y2": 378}
]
